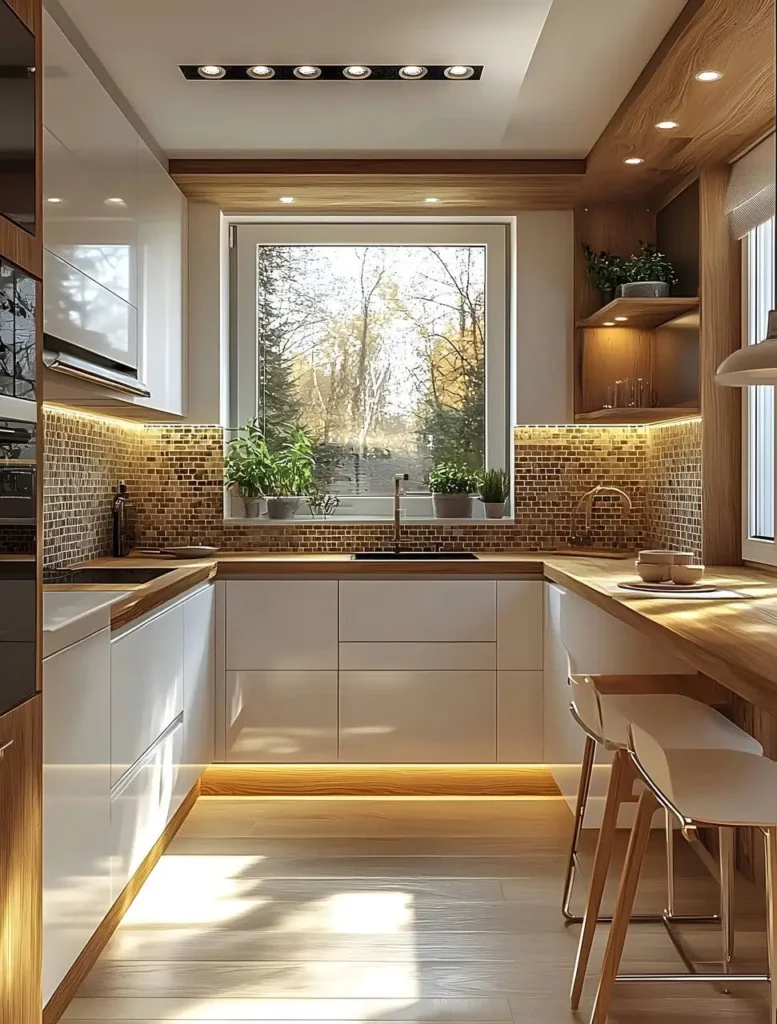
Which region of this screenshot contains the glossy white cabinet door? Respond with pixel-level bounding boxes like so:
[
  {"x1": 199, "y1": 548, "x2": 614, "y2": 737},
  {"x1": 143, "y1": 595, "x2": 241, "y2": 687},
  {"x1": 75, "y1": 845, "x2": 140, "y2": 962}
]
[
  {"x1": 135, "y1": 137, "x2": 186, "y2": 416},
  {"x1": 226, "y1": 671, "x2": 338, "y2": 763},
  {"x1": 43, "y1": 628, "x2": 112, "y2": 1005},
  {"x1": 339, "y1": 671, "x2": 497, "y2": 763},
  {"x1": 339, "y1": 581, "x2": 496, "y2": 643},
  {"x1": 226, "y1": 581, "x2": 338, "y2": 671},
  {"x1": 110, "y1": 719, "x2": 184, "y2": 901},
  {"x1": 496, "y1": 581, "x2": 543, "y2": 670},
  {"x1": 339, "y1": 641, "x2": 496, "y2": 671},
  {"x1": 181, "y1": 586, "x2": 215, "y2": 792},
  {"x1": 110, "y1": 603, "x2": 184, "y2": 785},
  {"x1": 496, "y1": 671, "x2": 544, "y2": 763}
]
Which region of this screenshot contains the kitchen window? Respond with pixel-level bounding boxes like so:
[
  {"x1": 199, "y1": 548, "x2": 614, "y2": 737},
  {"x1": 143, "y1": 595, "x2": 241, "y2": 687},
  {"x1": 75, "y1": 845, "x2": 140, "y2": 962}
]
[
  {"x1": 743, "y1": 215, "x2": 776, "y2": 564},
  {"x1": 231, "y1": 222, "x2": 510, "y2": 517}
]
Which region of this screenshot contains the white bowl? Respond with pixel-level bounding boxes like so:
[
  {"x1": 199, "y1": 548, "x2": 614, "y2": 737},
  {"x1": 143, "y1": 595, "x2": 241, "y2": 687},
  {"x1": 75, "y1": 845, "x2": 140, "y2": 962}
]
[
  {"x1": 638, "y1": 550, "x2": 695, "y2": 565},
  {"x1": 635, "y1": 561, "x2": 669, "y2": 583},
  {"x1": 671, "y1": 564, "x2": 705, "y2": 585}
]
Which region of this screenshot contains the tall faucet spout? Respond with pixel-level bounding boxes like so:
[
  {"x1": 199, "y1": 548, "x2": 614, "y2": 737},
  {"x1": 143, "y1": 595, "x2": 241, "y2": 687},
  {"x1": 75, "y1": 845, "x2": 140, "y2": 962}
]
[{"x1": 393, "y1": 473, "x2": 409, "y2": 554}]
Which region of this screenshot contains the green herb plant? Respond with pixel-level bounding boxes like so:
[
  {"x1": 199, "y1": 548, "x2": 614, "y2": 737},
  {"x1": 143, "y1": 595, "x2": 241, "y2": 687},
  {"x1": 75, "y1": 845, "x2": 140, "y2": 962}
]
[
  {"x1": 478, "y1": 468, "x2": 510, "y2": 504},
  {"x1": 582, "y1": 245, "x2": 627, "y2": 294},
  {"x1": 624, "y1": 241, "x2": 678, "y2": 285},
  {"x1": 428, "y1": 461, "x2": 479, "y2": 495},
  {"x1": 225, "y1": 420, "x2": 315, "y2": 498},
  {"x1": 308, "y1": 489, "x2": 341, "y2": 518}
]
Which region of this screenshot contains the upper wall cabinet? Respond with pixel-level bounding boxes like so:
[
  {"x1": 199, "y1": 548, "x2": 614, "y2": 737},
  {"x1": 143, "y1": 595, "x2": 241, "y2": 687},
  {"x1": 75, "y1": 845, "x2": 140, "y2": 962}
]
[{"x1": 41, "y1": 13, "x2": 186, "y2": 417}]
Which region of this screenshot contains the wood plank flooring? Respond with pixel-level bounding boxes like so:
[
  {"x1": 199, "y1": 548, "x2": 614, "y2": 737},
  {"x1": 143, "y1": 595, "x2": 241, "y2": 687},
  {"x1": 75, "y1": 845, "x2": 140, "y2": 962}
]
[{"x1": 64, "y1": 795, "x2": 773, "y2": 1022}]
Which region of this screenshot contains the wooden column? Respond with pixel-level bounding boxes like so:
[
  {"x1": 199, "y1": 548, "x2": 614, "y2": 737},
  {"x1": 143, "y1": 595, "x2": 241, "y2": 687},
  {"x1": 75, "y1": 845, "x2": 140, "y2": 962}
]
[{"x1": 699, "y1": 164, "x2": 742, "y2": 566}]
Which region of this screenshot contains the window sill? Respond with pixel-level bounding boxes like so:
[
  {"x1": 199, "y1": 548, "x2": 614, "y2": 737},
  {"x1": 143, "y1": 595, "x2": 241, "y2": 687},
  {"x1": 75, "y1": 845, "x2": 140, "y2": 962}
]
[{"x1": 224, "y1": 515, "x2": 516, "y2": 526}]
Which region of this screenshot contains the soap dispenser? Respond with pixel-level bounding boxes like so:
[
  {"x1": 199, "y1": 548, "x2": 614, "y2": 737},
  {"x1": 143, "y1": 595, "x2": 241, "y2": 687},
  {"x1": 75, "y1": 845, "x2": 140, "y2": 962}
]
[{"x1": 112, "y1": 480, "x2": 135, "y2": 557}]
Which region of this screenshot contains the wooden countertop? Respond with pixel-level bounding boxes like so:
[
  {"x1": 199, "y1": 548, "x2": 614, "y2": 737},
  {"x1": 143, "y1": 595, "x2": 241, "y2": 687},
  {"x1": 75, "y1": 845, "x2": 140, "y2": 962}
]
[{"x1": 63, "y1": 551, "x2": 777, "y2": 715}]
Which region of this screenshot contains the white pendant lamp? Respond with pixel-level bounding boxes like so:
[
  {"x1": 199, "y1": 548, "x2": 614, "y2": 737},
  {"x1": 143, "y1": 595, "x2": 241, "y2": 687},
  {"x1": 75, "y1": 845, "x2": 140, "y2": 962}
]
[{"x1": 716, "y1": 312, "x2": 777, "y2": 385}]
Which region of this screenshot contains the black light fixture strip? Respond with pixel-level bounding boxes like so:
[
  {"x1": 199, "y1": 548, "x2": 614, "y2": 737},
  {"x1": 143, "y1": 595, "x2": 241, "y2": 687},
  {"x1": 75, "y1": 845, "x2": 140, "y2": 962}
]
[{"x1": 180, "y1": 65, "x2": 483, "y2": 81}]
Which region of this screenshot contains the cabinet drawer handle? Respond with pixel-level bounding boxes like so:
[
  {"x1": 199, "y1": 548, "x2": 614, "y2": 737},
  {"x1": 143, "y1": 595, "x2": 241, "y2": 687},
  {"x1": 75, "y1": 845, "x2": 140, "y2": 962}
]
[{"x1": 0, "y1": 740, "x2": 13, "y2": 760}]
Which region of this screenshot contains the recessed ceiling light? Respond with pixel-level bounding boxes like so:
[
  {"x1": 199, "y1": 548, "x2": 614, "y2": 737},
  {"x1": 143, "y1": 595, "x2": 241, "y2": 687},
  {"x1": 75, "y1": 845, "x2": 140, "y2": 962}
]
[
  {"x1": 247, "y1": 65, "x2": 275, "y2": 80},
  {"x1": 343, "y1": 65, "x2": 371, "y2": 80},
  {"x1": 197, "y1": 64, "x2": 226, "y2": 79},
  {"x1": 279, "y1": 196, "x2": 295, "y2": 204},
  {"x1": 425, "y1": 197, "x2": 440, "y2": 204},
  {"x1": 695, "y1": 70, "x2": 723, "y2": 82},
  {"x1": 655, "y1": 120, "x2": 679, "y2": 130},
  {"x1": 614, "y1": 316, "x2": 629, "y2": 322},
  {"x1": 445, "y1": 65, "x2": 474, "y2": 80},
  {"x1": 602, "y1": 321, "x2": 616, "y2": 327},
  {"x1": 294, "y1": 65, "x2": 321, "y2": 79},
  {"x1": 104, "y1": 197, "x2": 126, "y2": 206},
  {"x1": 46, "y1": 197, "x2": 63, "y2": 204},
  {"x1": 399, "y1": 65, "x2": 428, "y2": 80},
  {"x1": 623, "y1": 157, "x2": 644, "y2": 165}
]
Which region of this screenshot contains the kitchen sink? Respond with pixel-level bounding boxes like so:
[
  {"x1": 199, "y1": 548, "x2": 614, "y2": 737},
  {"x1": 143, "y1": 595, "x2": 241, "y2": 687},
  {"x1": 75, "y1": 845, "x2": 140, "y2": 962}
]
[
  {"x1": 43, "y1": 567, "x2": 176, "y2": 585},
  {"x1": 353, "y1": 551, "x2": 479, "y2": 561}
]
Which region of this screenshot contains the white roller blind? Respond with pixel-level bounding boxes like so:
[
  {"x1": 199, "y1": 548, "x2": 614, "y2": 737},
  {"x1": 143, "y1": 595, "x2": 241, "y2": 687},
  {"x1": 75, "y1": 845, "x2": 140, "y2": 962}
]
[{"x1": 726, "y1": 133, "x2": 776, "y2": 239}]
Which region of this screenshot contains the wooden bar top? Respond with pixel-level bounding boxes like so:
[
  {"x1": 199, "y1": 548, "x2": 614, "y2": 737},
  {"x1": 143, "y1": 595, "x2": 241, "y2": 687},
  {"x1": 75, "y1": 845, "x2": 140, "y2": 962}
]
[{"x1": 57, "y1": 550, "x2": 777, "y2": 715}]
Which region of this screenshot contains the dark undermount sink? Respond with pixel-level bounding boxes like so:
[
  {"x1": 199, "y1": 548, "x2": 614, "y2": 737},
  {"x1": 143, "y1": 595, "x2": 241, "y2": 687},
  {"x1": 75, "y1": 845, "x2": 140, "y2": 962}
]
[
  {"x1": 353, "y1": 551, "x2": 479, "y2": 561},
  {"x1": 43, "y1": 567, "x2": 176, "y2": 585}
]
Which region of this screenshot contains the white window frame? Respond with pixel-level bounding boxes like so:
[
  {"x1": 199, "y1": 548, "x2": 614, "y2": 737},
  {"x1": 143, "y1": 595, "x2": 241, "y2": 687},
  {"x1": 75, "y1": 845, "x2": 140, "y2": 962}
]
[
  {"x1": 742, "y1": 216, "x2": 777, "y2": 565},
  {"x1": 230, "y1": 218, "x2": 511, "y2": 519}
]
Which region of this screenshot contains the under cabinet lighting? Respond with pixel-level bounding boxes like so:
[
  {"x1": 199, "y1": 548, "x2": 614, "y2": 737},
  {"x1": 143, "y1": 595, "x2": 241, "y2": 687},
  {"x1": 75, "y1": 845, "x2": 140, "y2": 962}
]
[
  {"x1": 399, "y1": 65, "x2": 427, "y2": 79},
  {"x1": 105, "y1": 197, "x2": 126, "y2": 206},
  {"x1": 695, "y1": 70, "x2": 723, "y2": 82},
  {"x1": 623, "y1": 157, "x2": 644, "y2": 165},
  {"x1": 602, "y1": 321, "x2": 616, "y2": 326},
  {"x1": 445, "y1": 65, "x2": 474, "y2": 79},
  {"x1": 247, "y1": 65, "x2": 275, "y2": 79},
  {"x1": 614, "y1": 316, "x2": 629, "y2": 322},
  {"x1": 197, "y1": 64, "x2": 226, "y2": 79},
  {"x1": 294, "y1": 65, "x2": 321, "y2": 79},
  {"x1": 46, "y1": 197, "x2": 63, "y2": 204},
  {"x1": 655, "y1": 120, "x2": 679, "y2": 130},
  {"x1": 279, "y1": 196, "x2": 295, "y2": 204},
  {"x1": 343, "y1": 65, "x2": 371, "y2": 79},
  {"x1": 425, "y1": 197, "x2": 440, "y2": 204}
]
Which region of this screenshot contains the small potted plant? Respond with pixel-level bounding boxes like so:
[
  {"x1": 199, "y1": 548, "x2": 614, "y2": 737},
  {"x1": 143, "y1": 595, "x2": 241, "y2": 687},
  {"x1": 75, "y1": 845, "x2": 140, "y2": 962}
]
[
  {"x1": 307, "y1": 489, "x2": 341, "y2": 519},
  {"x1": 582, "y1": 245, "x2": 627, "y2": 305},
  {"x1": 428, "y1": 460, "x2": 479, "y2": 519},
  {"x1": 477, "y1": 468, "x2": 510, "y2": 519},
  {"x1": 263, "y1": 425, "x2": 315, "y2": 519},
  {"x1": 224, "y1": 418, "x2": 271, "y2": 518},
  {"x1": 619, "y1": 241, "x2": 678, "y2": 298}
]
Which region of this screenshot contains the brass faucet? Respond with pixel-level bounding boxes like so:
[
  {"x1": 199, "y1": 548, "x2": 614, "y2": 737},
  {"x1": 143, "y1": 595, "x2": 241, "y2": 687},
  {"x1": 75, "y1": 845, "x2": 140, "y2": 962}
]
[
  {"x1": 569, "y1": 485, "x2": 632, "y2": 547},
  {"x1": 393, "y1": 473, "x2": 409, "y2": 554}
]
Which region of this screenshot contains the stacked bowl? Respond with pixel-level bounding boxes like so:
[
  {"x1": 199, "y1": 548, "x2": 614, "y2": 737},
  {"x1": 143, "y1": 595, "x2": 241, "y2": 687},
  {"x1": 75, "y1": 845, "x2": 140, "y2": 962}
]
[{"x1": 635, "y1": 550, "x2": 705, "y2": 586}]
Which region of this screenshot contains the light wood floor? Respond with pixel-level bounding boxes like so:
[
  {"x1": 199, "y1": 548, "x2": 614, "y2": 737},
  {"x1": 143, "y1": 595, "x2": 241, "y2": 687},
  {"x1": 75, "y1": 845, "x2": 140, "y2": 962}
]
[{"x1": 64, "y1": 795, "x2": 772, "y2": 1022}]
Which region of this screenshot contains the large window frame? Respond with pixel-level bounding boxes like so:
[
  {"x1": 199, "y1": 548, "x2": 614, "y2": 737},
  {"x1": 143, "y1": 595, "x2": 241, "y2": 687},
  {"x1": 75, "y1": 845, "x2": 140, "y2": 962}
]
[
  {"x1": 230, "y1": 219, "x2": 512, "y2": 519},
  {"x1": 742, "y1": 216, "x2": 776, "y2": 565}
]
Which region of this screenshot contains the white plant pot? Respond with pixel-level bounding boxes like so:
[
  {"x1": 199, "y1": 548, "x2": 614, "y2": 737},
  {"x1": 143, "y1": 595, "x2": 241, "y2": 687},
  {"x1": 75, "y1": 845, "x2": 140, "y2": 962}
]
[
  {"x1": 266, "y1": 496, "x2": 300, "y2": 520},
  {"x1": 242, "y1": 495, "x2": 262, "y2": 518},
  {"x1": 432, "y1": 493, "x2": 472, "y2": 519},
  {"x1": 616, "y1": 281, "x2": 669, "y2": 298},
  {"x1": 482, "y1": 501, "x2": 506, "y2": 519}
]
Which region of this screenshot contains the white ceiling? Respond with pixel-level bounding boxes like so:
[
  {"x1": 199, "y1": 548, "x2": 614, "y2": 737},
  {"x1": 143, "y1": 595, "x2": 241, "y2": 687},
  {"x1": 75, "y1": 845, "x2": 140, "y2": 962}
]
[{"x1": 53, "y1": 0, "x2": 686, "y2": 160}]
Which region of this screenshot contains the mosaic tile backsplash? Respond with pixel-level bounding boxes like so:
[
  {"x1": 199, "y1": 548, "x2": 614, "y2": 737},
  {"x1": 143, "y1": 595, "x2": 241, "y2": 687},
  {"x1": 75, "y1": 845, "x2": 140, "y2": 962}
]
[{"x1": 43, "y1": 406, "x2": 703, "y2": 566}]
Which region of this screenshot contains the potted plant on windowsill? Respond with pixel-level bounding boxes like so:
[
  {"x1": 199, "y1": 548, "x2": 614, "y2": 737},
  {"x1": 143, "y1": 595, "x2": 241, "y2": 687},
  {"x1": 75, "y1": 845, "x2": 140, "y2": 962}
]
[
  {"x1": 618, "y1": 241, "x2": 678, "y2": 298},
  {"x1": 477, "y1": 468, "x2": 510, "y2": 519},
  {"x1": 224, "y1": 418, "x2": 271, "y2": 518},
  {"x1": 428, "y1": 461, "x2": 479, "y2": 519},
  {"x1": 263, "y1": 425, "x2": 315, "y2": 519},
  {"x1": 582, "y1": 245, "x2": 627, "y2": 306}
]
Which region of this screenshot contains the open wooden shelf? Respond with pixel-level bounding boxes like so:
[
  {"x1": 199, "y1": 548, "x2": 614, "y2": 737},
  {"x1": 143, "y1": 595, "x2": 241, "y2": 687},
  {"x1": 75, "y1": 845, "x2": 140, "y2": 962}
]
[
  {"x1": 575, "y1": 406, "x2": 700, "y2": 424},
  {"x1": 576, "y1": 296, "x2": 700, "y2": 331}
]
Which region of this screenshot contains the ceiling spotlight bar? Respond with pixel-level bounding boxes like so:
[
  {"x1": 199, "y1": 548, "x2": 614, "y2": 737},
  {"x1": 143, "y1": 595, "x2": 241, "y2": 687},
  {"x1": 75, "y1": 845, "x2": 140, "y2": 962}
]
[{"x1": 180, "y1": 64, "x2": 484, "y2": 82}]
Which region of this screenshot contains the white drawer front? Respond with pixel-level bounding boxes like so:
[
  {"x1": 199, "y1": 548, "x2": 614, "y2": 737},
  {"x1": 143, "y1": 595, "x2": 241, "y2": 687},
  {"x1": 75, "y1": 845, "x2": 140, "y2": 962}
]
[
  {"x1": 339, "y1": 670, "x2": 496, "y2": 763},
  {"x1": 339, "y1": 642, "x2": 496, "y2": 671},
  {"x1": 110, "y1": 603, "x2": 184, "y2": 785},
  {"x1": 497, "y1": 671, "x2": 543, "y2": 763},
  {"x1": 339, "y1": 581, "x2": 496, "y2": 643},
  {"x1": 497, "y1": 581, "x2": 544, "y2": 670},
  {"x1": 226, "y1": 671, "x2": 338, "y2": 763},
  {"x1": 226, "y1": 581, "x2": 338, "y2": 670}
]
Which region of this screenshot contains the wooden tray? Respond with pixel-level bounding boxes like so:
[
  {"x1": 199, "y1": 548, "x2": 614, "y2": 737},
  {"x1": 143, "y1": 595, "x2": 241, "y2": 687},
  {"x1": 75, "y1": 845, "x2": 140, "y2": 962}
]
[{"x1": 618, "y1": 581, "x2": 715, "y2": 593}]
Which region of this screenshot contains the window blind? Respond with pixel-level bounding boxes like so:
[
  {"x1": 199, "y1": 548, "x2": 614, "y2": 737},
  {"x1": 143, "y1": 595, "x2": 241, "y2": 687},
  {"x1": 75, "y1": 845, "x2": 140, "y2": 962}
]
[{"x1": 726, "y1": 133, "x2": 776, "y2": 239}]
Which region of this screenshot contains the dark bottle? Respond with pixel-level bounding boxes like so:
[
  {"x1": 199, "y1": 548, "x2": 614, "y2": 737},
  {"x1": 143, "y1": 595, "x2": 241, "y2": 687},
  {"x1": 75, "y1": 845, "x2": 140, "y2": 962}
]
[{"x1": 112, "y1": 481, "x2": 135, "y2": 557}]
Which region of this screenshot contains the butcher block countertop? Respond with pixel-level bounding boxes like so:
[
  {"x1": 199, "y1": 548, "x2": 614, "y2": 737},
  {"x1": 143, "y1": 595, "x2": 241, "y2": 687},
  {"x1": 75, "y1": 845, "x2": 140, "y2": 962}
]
[{"x1": 56, "y1": 551, "x2": 777, "y2": 715}]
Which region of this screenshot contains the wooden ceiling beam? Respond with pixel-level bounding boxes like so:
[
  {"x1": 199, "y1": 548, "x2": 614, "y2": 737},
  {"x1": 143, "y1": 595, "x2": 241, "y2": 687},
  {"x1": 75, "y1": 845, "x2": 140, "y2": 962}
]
[{"x1": 168, "y1": 158, "x2": 586, "y2": 177}]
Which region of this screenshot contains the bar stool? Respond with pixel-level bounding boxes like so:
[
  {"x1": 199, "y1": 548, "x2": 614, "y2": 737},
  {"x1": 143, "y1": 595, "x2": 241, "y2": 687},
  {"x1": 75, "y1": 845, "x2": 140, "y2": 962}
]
[
  {"x1": 587, "y1": 719, "x2": 777, "y2": 1023},
  {"x1": 570, "y1": 689, "x2": 763, "y2": 1011}
]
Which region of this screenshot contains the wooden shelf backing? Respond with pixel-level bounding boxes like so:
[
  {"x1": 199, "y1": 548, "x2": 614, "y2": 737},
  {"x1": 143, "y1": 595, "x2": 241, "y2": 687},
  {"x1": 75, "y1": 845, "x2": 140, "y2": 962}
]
[
  {"x1": 575, "y1": 406, "x2": 700, "y2": 424},
  {"x1": 577, "y1": 296, "x2": 700, "y2": 331}
]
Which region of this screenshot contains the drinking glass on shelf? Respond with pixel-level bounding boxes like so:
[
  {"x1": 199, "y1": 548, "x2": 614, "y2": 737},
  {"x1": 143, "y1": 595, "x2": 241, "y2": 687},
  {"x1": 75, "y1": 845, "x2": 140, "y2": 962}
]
[
  {"x1": 602, "y1": 385, "x2": 614, "y2": 409},
  {"x1": 614, "y1": 378, "x2": 633, "y2": 408}
]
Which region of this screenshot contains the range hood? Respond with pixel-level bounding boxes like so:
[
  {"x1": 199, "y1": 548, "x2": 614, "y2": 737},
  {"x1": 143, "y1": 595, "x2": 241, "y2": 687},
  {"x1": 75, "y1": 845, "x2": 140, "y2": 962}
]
[{"x1": 42, "y1": 344, "x2": 150, "y2": 398}]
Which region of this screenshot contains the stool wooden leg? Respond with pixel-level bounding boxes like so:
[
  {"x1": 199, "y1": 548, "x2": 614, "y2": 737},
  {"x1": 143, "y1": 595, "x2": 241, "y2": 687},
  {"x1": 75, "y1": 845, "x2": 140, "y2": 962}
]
[
  {"x1": 590, "y1": 787, "x2": 658, "y2": 1024},
  {"x1": 562, "y1": 733, "x2": 597, "y2": 920},
  {"x1": 571, "y1": 748, "x2": 633, "y2": 1010},
  {"x1": 764, "y1": 827, "x2": 777, "y2": 1023}
]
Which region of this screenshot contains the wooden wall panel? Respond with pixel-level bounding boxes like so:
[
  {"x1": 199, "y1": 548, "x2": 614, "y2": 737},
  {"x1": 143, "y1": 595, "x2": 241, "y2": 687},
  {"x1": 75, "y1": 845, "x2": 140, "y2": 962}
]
[
  {"x1": 0, "y1": 696, "x2": 42, "y2": 1024},
  {"x1": 656, "y1": 180, "x2": 700, "y2": 297},
  {"x1": 699, "y1": 164, "x2": 741, "y2": 566},
  {"x1": 4, "y1": 0, "x2": 39, "y2": 32}
]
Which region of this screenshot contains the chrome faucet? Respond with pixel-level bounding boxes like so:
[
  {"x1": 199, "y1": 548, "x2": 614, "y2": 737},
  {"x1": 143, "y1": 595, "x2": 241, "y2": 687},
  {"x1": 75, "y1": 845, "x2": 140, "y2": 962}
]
[
  {"x1": 393, "y1": 473, "x2": 409, "y2": 554},
  {"x1": 570, "y1": 485, "x2": 633, "y2": 547}
]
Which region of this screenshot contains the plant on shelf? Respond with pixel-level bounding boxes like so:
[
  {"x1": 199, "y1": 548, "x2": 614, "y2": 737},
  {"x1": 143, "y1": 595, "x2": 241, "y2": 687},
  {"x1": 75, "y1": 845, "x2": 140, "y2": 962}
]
[
  {"x1": 225, "y1": 420, "x2": 315, "y2": 519},
  {"x1": 582, "y1": 244, "x2": 627, "y2": 305},
  {"x1": 307, "y1": 488, "x2": 341, "y2": 519},
  {"x1": 620, "y1": 241, "x2": 678, "y2": 298},
  {"x1": 428, "y1": 460, "x2": 479, "y2": 519},
  {"x1": 477, "y1": 468, "x2": 510, "y2": 520}
]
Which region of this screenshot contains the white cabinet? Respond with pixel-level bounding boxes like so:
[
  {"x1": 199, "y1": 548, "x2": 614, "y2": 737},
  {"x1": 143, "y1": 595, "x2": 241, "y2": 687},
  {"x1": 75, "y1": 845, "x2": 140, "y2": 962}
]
[
  {"x1": 181, "y1": 586, "x2": 215, "y2": 793},
  {"x1": 340, "y1": 642, "x2": 496, "y2": 671},
  {"x1": 110, "y1": 602, "x2": 184, "y2": 785},
  {"x1": 339, "y1": 670, "x2": 496, "y2": 763},
  {"x1": 497, "y1": 671, "x2": 544, "y2": 763},
  {"x1": 43, "y1": 628, "x2": 112, "y2": 1005},
  {"x1": 226, "y1": 671, "x2": 338, "y2": 763},
  {"x1": 226, "y1": 581, "x2": 338, "y2": 670},
  {"x1": 110, "y1": 717, "x2": 184, "y2": 900},
  {"x1": 497, "y1": 581, "x2": 543, "y2": 670},
  {"x1": 339, "y1": 580, "x2": 496, "y2": 643}
]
